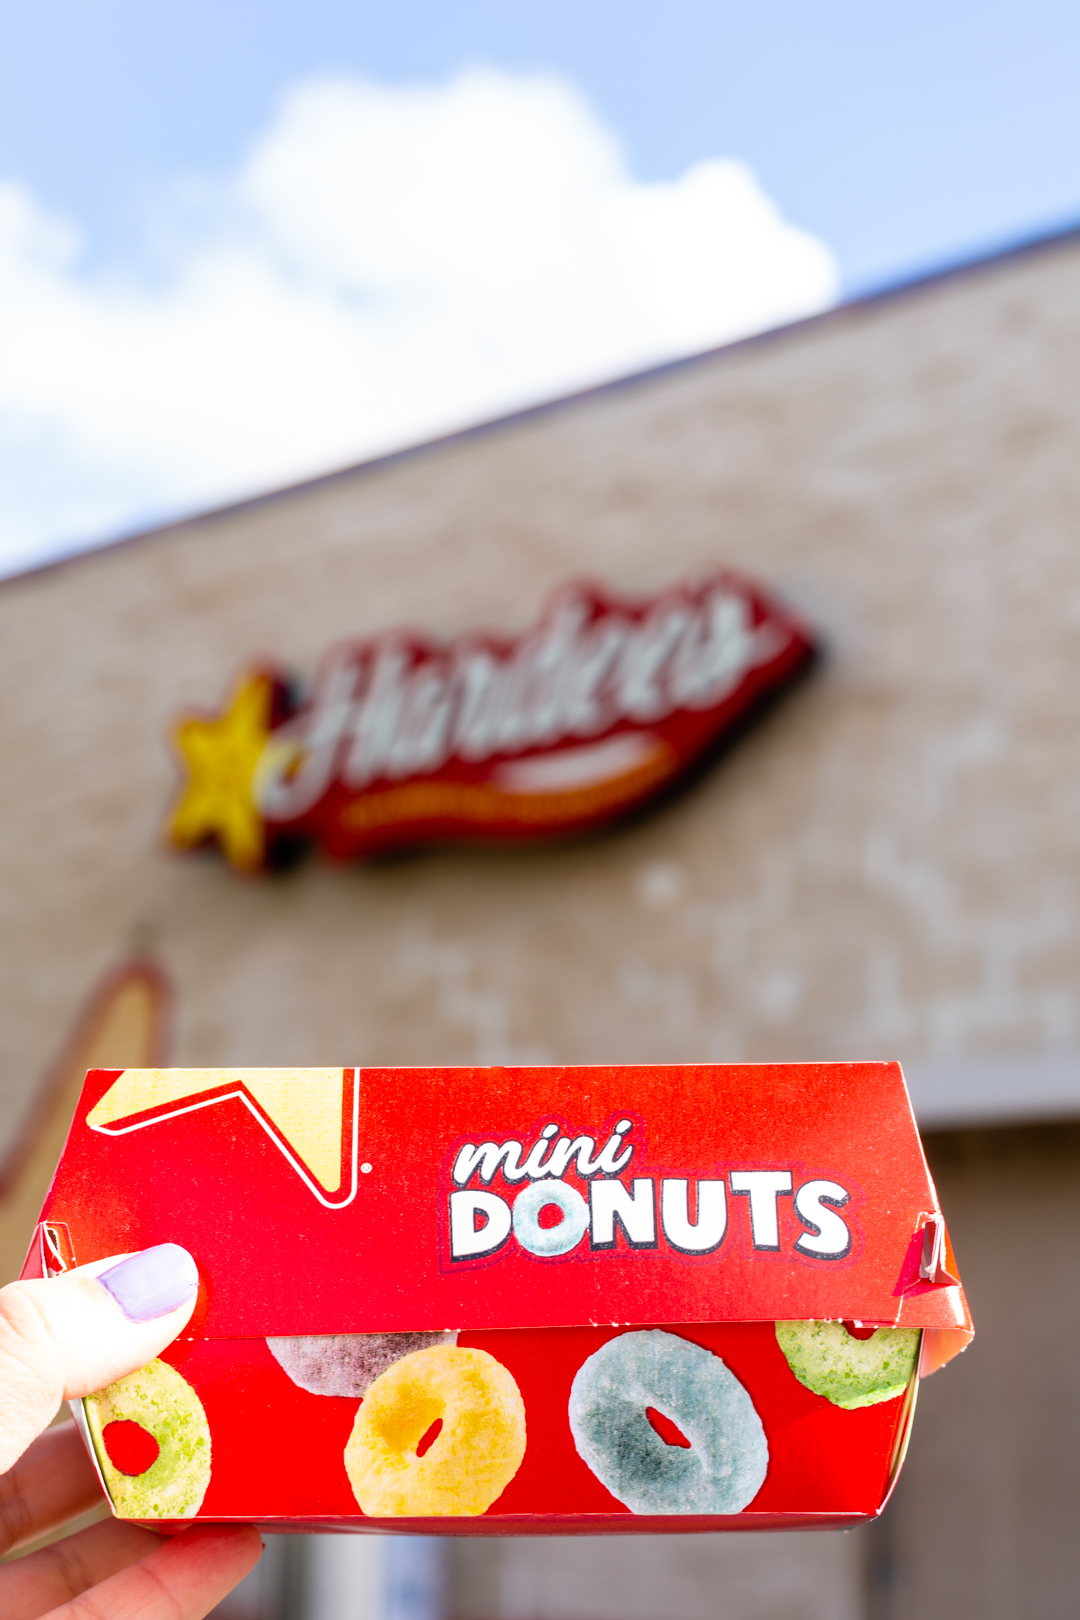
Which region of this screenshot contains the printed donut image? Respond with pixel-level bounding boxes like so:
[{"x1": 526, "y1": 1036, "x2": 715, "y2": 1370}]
[
  {"x1": 775, "y1": 1321, "x2": 920, "y2": 1409},
  {"x1": 267, "y1": 1331, "x2": 459, "y2": 1396},
  {"x1": 83, "y1": 1358, "x2": 211, "y2": 1519},
  {"x1": 568, "y1": 1329, "x2": 768, "y2": 1516},
  {"x1": 344, "y1": 1344, "x2": 526, "y2": 1516}
]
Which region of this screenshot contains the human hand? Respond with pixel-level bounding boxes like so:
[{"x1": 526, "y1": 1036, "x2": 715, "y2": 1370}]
[{"x1": 0, "y1": 1244, "x2": 262, "y2": 1619}]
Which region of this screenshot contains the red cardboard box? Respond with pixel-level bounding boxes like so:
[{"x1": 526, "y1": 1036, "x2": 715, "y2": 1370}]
[{"x1": 25, "y1": 1063, "x2": 971, "y2": 1534}]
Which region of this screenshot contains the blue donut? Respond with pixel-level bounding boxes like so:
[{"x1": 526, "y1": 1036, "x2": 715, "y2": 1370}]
[{"x1": 568, "y1": 1330, "x2": 768, "y2": 1515}]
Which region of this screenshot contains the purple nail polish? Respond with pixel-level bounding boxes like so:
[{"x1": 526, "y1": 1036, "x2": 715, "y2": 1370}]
[{"x1": 98, "y1": 1244, "x2": 199, "y2": 1323}]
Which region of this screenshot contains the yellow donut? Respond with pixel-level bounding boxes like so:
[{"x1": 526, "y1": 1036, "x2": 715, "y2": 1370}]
[
  {"x1": 84, "y1": 1358, "x2": 211, "y2": 1519},
  {"x1": 344, "y1": 1344, "x2": 526, "y2": 1516}
]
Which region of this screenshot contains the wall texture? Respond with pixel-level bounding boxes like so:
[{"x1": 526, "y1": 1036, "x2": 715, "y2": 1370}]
[{"x1": 5, "y1": 236, "x2": 1080, "y2": 1124}]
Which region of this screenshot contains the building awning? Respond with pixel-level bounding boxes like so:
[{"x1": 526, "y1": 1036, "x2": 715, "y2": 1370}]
[{"x1": 906, "y1": 1054, "x2": 1080, "y2": 1131}]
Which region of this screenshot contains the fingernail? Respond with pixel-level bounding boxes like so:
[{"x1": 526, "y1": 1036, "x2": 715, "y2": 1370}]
[{"x1": 98, "y1": 1244, "x2": 199, "y2": 1323}]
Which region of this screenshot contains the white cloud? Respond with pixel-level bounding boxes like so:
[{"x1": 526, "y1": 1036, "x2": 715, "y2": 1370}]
[{"x1": 0, "y1": 68, "x2": 838, "y2": 574}]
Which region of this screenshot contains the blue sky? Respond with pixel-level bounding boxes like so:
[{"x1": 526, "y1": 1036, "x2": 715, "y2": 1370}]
[
  {"x1": 6, "y1": 0, "x2": 1080, "y2": 286},
  {"x1": 1, "y1": 1, "x2": 1079, "y2": 570}
]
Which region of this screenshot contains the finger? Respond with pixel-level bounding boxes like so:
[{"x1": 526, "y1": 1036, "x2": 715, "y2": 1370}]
[
  {"x1": 0, "y1": 1424, "x2": 104, "y2": 1558},
  {"x1": 0, "y1": 1515, "x2": 158, "y2": 1620},
  {"x1": 0, "y1": 1246, "x2": 199, "y2": 1473},
  {"x1": 37, "y1": 1522, "x2": 262, "y2": 1620}
]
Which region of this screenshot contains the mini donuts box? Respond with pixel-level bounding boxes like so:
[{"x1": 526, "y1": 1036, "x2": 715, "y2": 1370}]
[{"x1": 25, "y1": 1062, "x2": 972, "y2": 1534}]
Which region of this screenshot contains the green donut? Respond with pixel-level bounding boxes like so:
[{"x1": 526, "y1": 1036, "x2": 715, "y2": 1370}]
[
  {"x1": 84, "y1": 1358, "x2": 211, "y2": 1518},
  {"x1": 775, "y1": 1321, "x2": 919, "y2": 1409}
]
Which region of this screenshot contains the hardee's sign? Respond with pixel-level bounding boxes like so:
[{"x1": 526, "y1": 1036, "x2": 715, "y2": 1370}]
[{"x1": 167, "y1": 572, "x2": 814, "y2": 872}]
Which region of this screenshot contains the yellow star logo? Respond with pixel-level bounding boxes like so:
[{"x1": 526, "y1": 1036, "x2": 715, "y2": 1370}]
[{"x1": 167, "y1": 673, "x2": 273, "y2": 872}]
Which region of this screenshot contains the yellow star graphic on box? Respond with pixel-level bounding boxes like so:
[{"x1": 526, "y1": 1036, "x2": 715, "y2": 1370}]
[
  {"x1": 168, "y1": 673, "x2": 273, "y2": 872},
  {"x1": 88, "y1": 1067, "x2": 350, "y2": 1200}
]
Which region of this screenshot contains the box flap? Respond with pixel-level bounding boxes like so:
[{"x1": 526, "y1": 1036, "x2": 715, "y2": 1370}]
[{"x1": 33, "y1": 1063, "x2": 971, "y2": 1345}]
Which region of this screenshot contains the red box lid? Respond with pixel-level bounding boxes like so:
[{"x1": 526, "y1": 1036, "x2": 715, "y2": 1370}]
[{"x1": 35, "y1": 1062, "x2": 970, "y2": 1359}]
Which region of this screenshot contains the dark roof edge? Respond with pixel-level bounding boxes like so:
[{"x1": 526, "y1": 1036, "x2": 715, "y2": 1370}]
[{"x1": 7, "y1": 213, "x2": 1080, "y2": 592}]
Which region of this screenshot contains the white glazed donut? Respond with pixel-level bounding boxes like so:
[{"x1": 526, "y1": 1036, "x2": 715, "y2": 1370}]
[{"x1": 568, "y1": 1330, "x2": 768, "y2": 1515}]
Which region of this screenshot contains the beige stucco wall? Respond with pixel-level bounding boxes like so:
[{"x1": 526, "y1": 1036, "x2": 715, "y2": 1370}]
[{"x1": 3, "y1": 232, "x2": 1080, "y2": 1122}]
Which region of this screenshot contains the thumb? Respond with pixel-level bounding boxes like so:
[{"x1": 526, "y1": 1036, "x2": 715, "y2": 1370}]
[{"x1": 0, "y1": 1245, "x2": 200, "y2": 1473}]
